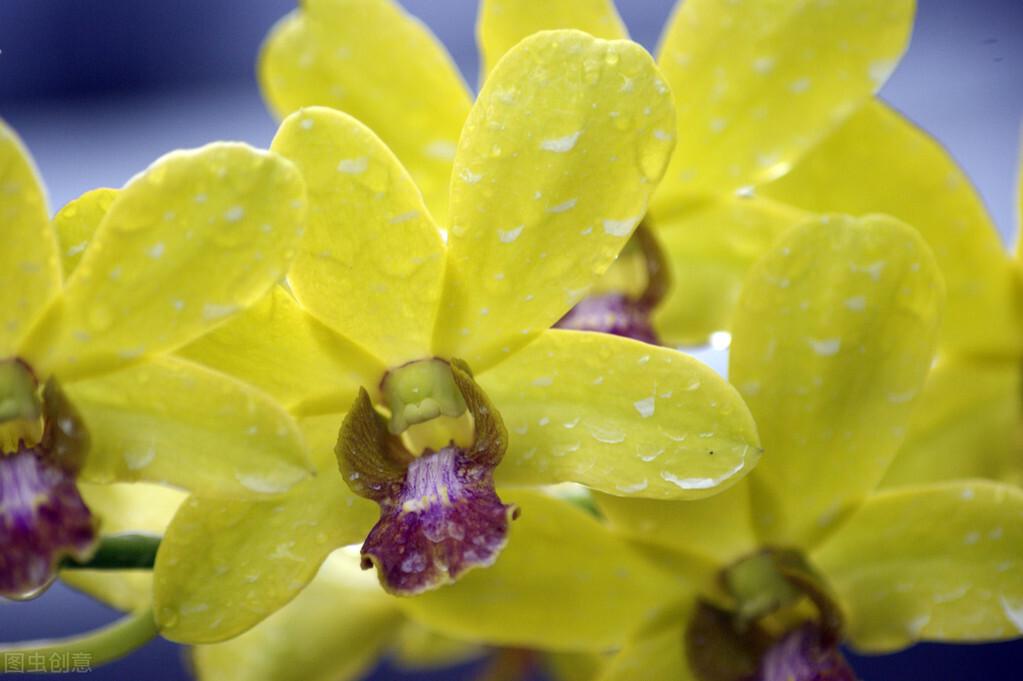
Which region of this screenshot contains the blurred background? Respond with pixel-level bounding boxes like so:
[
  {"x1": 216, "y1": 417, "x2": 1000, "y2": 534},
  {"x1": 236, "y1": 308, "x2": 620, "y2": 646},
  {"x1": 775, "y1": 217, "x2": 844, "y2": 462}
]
[{"x1": 1, "y1": 0, "x2": 1021, "y2": 679}]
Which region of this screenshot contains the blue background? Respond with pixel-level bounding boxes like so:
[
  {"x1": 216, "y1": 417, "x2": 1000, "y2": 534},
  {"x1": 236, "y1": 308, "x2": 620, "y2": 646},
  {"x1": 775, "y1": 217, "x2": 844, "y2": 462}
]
[{"x1": 1, "y1": 1, "x2": 1021, "y2": 679}]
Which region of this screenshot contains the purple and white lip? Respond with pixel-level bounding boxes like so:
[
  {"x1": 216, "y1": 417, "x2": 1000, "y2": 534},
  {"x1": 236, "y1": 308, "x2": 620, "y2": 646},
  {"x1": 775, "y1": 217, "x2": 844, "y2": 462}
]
[
  {"x1": 338, "y1": 361, "x2": 517, "y2": 595},
  {"x1": 0, "y1": 366, "x2": 96, "y2": 600},
  {"x1": 555, "y1": 292, "x2": 660, "y2": 345},
  {"x1": 757, "y1": 623, "x2": 855, "y2": 681},
  {"x1": 0, "y1": 447, "x2": 96, "y2": 599}
]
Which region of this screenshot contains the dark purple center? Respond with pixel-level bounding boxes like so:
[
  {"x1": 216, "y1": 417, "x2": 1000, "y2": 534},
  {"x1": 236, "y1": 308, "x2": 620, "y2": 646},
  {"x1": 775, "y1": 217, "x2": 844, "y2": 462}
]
[
  {"x1": 361, "y1": 445, "x2": 516, "y2": 595},
  {"x1": 555, "y1": 293, "x2": 660, "y2": 345},
  {"x1": 757, "y1": 624, "x2": 855, "y2": 681},
  {"x1": 0, "y1": 447, "x2": 96, "y2": 599}
]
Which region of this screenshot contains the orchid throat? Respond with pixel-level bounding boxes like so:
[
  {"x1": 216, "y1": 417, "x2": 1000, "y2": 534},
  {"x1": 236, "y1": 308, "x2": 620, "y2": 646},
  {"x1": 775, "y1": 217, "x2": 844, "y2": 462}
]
[{"x1": 336, "y1": 358, "x2": 517, "y2": 595}]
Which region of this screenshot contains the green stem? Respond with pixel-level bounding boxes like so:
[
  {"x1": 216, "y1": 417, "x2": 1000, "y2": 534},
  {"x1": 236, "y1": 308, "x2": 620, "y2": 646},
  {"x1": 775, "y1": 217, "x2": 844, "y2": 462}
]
[
  {"x1": 60, "y1": 533, "x2": 161, "y2": 570},
  {"x1": 0, "y1": 607, "x2": 157, "y2": 671}
]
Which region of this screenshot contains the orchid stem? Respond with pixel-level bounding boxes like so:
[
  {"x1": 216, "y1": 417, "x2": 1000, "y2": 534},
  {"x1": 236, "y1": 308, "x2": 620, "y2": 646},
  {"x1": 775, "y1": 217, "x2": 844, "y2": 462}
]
[
  {"x1": 0, "y1": 607, "x2": 158, "y2": 670},
  {"x1": 60, "y1": 533, "x2": 160, "y2": 570}
]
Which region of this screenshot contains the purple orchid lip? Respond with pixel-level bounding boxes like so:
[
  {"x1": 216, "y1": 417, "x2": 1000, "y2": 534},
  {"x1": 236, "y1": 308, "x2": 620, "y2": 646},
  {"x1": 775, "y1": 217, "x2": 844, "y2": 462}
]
[
  {"x1": 360, "y1": 444, "x2": 517, "y2": 595},
  {"x1": 555, "y1": 292, "x2": 660, "y2": 345},
  {"x1": 0, "y1": 447, "x2": 97, "y2": 599},
  {"x1": 0, "y1": 365, "x2": 96, "y2": 600},
  {"x1": 757, "y1": 624, "x2": 855, "y2": 681},
  {"x1": 337, "y1": 360, "x2": 517, "y2": 595}
]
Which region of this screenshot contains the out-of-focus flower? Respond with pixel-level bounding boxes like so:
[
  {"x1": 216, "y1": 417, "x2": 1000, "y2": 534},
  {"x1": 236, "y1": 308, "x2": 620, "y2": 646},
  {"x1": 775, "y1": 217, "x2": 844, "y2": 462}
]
[
  {"x1": 258, "y1": 0, "x2": 925, "y2": 347},
  {"x1": 0, "y1": 120, "x2": 312, "y2": 599},
  {"x1": 152, "y1": 30, "x2": 762, "y2": 645}
]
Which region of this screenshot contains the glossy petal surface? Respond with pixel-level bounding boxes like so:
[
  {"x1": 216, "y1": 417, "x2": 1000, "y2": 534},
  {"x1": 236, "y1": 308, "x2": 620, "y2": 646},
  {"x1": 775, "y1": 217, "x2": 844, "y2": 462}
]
[
  {"x1": 0, "y1": 121, "x2": 59, "y2": 354},
  {"x1": 598, "y1": 482, "x2": 756, "y2": 567},
  {"x1": 655, "y1": 0, "x2": 913, "y2": 196},
  {"x1": 399, "y1": 490, "x2": 683, "y2": 651},
  {"x1": 259, "y1": 0, "x2": 470, "y2": 222},
  {"x1": 22, "y1": 144, "x2": 305, "y2": 381},
  {"x1": 731, "y1": 216, "x2": 943, "y2": 547},
  {"x1": 65, "y1": 356, "x2": 312, "y2": 499},
  {"x1": 483, "y1": 329, "x2": 760, "y2": 499},
  {"x1": 477, "y1": 0, "x2": 627, "y2": 78},
  {"x1": 192, "y1": 554, "x2": 399, "y2": 681},
  {"x1": 180, "y1": 287, "x2": 383, "y2": 416},
  {"x1": 883, "y1": 357, "x2": 1022, "y2": 487},
  {"x1": 434, "y1": 30, "x2": 676, "y2": 370},
  {"x1": 154, "y1": 416, "x2": 378, "y2": 643},
  {"x1": 52, "y1": 188, "x2": 117, "y2": 278},
  {"x1": 273, "y1": 107, "x2": 446, "y2": 366},
  {"x1": 652, "y1": 195, "x2": 809, "y2": 345},
  {"x1": 764, "y1": 101, "x2": 1022, "y2": 357},
  {"x1": 815, "y1": 481, "x2": 1023, "y2": 651},
  {"x1": 61, "y1": 482, "x2": 185, "y2": 612}
]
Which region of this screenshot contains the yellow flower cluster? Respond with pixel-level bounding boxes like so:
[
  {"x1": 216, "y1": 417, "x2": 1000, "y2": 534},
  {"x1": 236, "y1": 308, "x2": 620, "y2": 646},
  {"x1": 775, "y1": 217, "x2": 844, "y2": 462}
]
[{"x1": 2, "y1": 1, "x2": 1020, "y2": 679}]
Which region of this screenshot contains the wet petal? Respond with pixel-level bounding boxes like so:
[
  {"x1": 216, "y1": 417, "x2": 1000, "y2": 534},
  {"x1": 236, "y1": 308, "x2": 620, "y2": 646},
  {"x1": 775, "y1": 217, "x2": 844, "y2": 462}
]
[
  {"x1": 61, "y1": 482, "x2": 185, "y2": 612},
  {"x1": 339, "y1": 366, "x2": 516, "y2": 594},
  {"x1": 883, "y1": 357, "x2": 1022, "y2": 487},
  {"x1": 192, "y1": 553, "x2": 400, "y2": 681},
  {"x1": 764, "y1": 101, "x2": 1022, "y2": 358},
  {"x1": 179, "y1": 287, "x2": 383, "y2": 416},
  {"x1": 434, "y1": 30, "x2": 676, "y2": 371},
  {"x1": 597, "y1": 482, "x2": 756, "y2": 568},
  {"x1": 272, "y1": 107, "x2": 446, "y2": 366},
  {"x1": 21, "y1": 143, "x2": 306, "y2": 381},
  {"x1": 65, "y1": 356, "x2": 313, "y2": 499},
  {"x1": 655, "y1": 0, "x2": 913, "y2": 197},
  {"x1": 259, "y1": 0, "x2": 470, "y2": 223},
  {"x1": 477, "y1": 0, "x2": 627, "y2": 78},
  {"x1": 52, "y1": 188, "x2": 117, "y2": 278},
  {"x1": 481, "y1": 329, "x2": 761, "y2": 500},
  {"x1": 652, "y1": 195, "x2": 809, "y2": 346},
  {"x1": 398, "y1": 490, "x2": 685, "y2": 651},
  {"x1": 0, "y1": 449, "x2": 96, "y2": 599},
  {"x1": 154, "y1": 415, "x2": 379, "y2": 643},
  {"x1": 731, "y1": 215, "x2": 943, "y2": 547},
  {"x1": 814, "y1": 481, "x2": 1023, "y2": 651},
  {"x1": 0, "y1": 120, "x2": 60, "y2": 355}
]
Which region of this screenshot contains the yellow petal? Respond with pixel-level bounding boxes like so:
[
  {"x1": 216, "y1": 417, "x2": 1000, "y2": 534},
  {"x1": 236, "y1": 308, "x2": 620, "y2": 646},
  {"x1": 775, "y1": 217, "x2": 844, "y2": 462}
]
[
  {"x1": 192, "y1": 553, "x2": 400, "y2": 681},
  {"x1": 882, "y1": 356, "x2": 1022, "y2": 487},
  {"x1": 272, "y1": 107, "x2": 446, "y2": 367},
  {"x1": 655, "y1": 0, "x2": 913, "y2": 197},
  {"x1": 398, "y1": 490, "x2": 684, "y2": 651},
  {"x1": 65, "y1": 356, "x2": 313, "y2": 499},
  {"x1": 598, "y1": 619, "x2": 694, "y2": 681},
  {"x1": 390, "y1": 621, "x2": 484, "y2": 671},
  {"x1": 0, "y1": 120, "x2": 59, "y2": 354},
  {"x1": 764, "y1": 101, "x2": 1022, "y2": 357},
  {"x1": 651, "y1": 194, "x2": 809, "y2": 346},
  {"x1": 259, "y1": 0, "x2": 470, "y2": 223},
  {"x1": 154, "y1": 415, "x2": 378, "y2": 643},
  {"x1": 731, "y1": 215, "x2": 944, "y2": 547},
  {"x1": 61, "y1": 482, "x2": 185, "y2": 613},
  {"x1": 597, "y1": 482, "x2": 755, "y2": 569},
  {"x1": 544, "y1": 652, "x2": 608, "y2": 681},
  {"x1": 434, "y1": 30, "x2": 676, "y2": 371},
  {"x1": 482, "y1": 329, "x2": 761, "y2": 499},
  {"x1": 477, "y1": 0, "x2": 627, "y2": 79},
  {"x1": 179, "y1": 287, "x2": 384, "y2": 416},
  {"x1": 814, "y1": 481, "x2": 1023, "y2": 651},
  {"x1": 21, "y1": 143, "x2": 306, "y2": 381},
  {"x1": 52, "y1": 188, "x2": 117, "y2": 278}
]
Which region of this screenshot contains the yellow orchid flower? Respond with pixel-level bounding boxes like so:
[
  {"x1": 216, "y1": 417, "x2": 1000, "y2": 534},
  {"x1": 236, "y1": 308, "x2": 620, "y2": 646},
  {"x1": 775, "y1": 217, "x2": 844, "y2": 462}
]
[
  {"x1": 257, "y1": 0, "x2": 917, "y2": 346},
  {"x1": 396, "y1": 214, "x2": 1023, "y2": 678},
  {"x1": 0, "y1": 120, "x2": 313, "y2": 601},
  {"x1": 151, "y1": 30, "x2": 761, "y2": 645}
]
